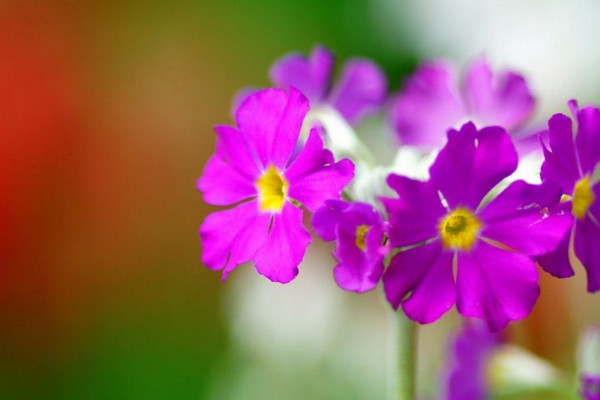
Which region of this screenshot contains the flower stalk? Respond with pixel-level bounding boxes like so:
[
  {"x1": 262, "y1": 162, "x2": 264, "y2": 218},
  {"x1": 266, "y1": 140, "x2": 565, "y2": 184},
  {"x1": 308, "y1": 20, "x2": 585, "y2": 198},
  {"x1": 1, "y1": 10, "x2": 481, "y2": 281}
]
[{"x1": 394, "y1": 312, "x2": 416, "y2": 400}]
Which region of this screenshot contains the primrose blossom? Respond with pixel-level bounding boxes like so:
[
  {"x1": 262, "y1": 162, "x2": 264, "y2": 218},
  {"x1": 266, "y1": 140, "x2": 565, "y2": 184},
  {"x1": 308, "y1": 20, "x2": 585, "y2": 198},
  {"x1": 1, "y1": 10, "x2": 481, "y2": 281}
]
[
  {"x1": 271, "y1": 45, "x2": 387, "y2": 125},
  {"x1": 391, "y1": 58, "x2": 535, "y2": 150},
  {"x1": 198, "y1": 87, "x2": 353, "y2": 283},
  {"x1": 538, "y1": 100, "x2": 600, "y2": 292},
  {"x1": 312, "y1": 200, "x2": 387, "y2": 292},
  {"x1": 382, "y1": 122, "x2": 571, "y2": 330}
]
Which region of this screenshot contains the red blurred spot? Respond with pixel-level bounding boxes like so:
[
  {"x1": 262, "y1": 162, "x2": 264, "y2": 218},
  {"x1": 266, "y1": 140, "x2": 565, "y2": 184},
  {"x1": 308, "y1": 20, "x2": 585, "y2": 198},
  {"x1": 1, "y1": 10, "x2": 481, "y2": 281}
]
[{"x1": 0, "y1": 3, "x2": 82, "y2": 349}]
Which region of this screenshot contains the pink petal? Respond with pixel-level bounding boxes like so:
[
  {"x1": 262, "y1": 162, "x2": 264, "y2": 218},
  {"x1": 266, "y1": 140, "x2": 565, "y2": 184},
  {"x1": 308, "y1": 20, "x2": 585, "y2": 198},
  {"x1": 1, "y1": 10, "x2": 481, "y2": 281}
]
[
  {"x1": 285, "y1": 130, "x2": 354, "y2": 212},
  {"x1": 214, "y1": 125, "x2": 261, "y2": 180},
  {"x1": 269, "y1": 45, "x2": 334, "y2": 103},
  {"x1": 382, "y1": 174, "x2": 446, "y2": 247},
  {"x1": 479, "y1": 181, "x2": 572, "y2": 256},
  {"x1": 430, "y1": 123, "x2": 518, "y2": 209},
  {"x1": 539, "y1": 113, "x2": 580, "y2": 193},
  {"x1": 402, "y1": 248, "x2": 456, "y2": 324},
  {"x1": 574, "y1": 214, "x2": 600, "y2": 292},
  {"x1": 391, "y1": 61, "x2": 465, "y2": 148},
  {"x1": 574, "y1": 104, "x2": 600, "y2": 175},
  {"x1": 384, "y1": 241, "x2": 456, "y2": 324},
  {"x1": 197, "y1": 155, "x2": 256, "y2": 206},
  {"x1": 456, "y1": 241, "x2": 539, "y2": 331},
  {"x1": 537, "y1": 230, "x2": 574, "y2": 279},
  {"x1": 465, "y1": 58, "x2": 535, "y2": 130},
  {"x1": 328, "y1": 58, "x2": 387, "y2": 124},
  {"x1": 235, "y1": 87, "x2": 309, "y2": 169},
  {"x1": 253, "y1": 203, "x2": 311, "y2": 283},
  {"x1": 200, "y1": 200, "x2": 270, "y2": 279},
  {"x1": 311, "y1": 199, "x2": 351, "y2": 241}
]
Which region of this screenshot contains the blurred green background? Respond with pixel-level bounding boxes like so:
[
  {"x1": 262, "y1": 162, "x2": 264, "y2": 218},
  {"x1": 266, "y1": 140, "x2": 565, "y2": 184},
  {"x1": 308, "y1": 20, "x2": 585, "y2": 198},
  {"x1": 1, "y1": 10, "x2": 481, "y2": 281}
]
[{"x1": 1, "y1": 1, "x2": 598, "y2": 399}]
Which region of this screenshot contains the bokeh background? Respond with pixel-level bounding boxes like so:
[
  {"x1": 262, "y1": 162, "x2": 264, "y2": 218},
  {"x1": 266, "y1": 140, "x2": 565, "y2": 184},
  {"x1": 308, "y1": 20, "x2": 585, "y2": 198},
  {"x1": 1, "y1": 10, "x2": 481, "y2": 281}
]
[{"x1": 1, "y1": 1, "x2": 599, "y2": 398}]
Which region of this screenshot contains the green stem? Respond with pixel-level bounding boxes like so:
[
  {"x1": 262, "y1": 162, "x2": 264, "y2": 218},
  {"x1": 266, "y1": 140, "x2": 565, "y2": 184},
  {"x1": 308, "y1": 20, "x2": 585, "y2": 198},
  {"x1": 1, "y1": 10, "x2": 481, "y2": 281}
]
[
  {"x1": 491, "y1": 382, "x2": 580, "y2": 400},
  {"x1": 392, "y1": 312, "x2": 416, "y2": 400}
]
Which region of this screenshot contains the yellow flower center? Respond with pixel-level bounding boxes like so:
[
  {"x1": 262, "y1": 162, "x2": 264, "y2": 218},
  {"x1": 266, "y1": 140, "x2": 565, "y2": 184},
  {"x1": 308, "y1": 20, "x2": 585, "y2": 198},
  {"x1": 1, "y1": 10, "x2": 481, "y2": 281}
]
[
  {"x1": 572, "y1": 175, "x2": 595, "y2": 220},
  {"x1": 256, "y1": 165, "x2": 288, "y2": 212},
  {"x1": 439, "y1": 207, "x2": 482, "y2": 250},
  {"x1": 355, "y1": 225, "x2": 370, "y2": 251}
]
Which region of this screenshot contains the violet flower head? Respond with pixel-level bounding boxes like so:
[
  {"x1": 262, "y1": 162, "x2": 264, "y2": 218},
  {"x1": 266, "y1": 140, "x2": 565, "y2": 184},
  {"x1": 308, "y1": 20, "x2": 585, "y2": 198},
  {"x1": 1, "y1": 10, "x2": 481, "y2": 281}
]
[
  {"x1": 582, "y1": 375, "x2": 600, "y2": 400},
  {"x1": 312, "y1": 200, "x2": 387, "y2": 292},
  {"x1": 270, "y1": 45, "x2": 387, "y2": 125},
  {"x1": 443, "y1": 323, "x2": 500, "y2": 400},
  {"x1": 382, "y1": 122, "x2": 571, "y2": 330},
  {"x1": 391, "y1": 58, "x2": 535, "y2": 149},
  {"x1": 198, "y1": 88, "x2": 354, "y2": 283},
  {"x1": 538, "y1": 100, "x2": 600, "y2": 292}
]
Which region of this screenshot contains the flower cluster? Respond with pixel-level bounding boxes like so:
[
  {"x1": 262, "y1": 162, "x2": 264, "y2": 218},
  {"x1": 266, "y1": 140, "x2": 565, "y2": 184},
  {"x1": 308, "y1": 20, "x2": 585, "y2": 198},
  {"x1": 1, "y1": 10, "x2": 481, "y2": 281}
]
[{"x1": 198, "y1": 45, "x2": 600, "y2": 331}]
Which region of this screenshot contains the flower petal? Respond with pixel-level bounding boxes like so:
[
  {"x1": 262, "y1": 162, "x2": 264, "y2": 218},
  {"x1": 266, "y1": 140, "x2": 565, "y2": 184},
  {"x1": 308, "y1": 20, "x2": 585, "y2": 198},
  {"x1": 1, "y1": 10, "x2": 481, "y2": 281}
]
[
  {"x1": 235, "y1": 87, "x2": 309, "y2": 169},
  {"x1": 540, "y1": 113, "x2": 580, "y2": 193},
  {"x1": 253, "y1": 203, "x2": 311, "y2": 283},
  {"x1": 311, "y1": 199, "x2": 350, "y2": 241},
  {"x1": 465, "y1": 58, "x2": 535, "y2": 129},
  {"x1": 200, "y1": 200, "x2": 270, "y2": 278},
  {"x1": 444, "y1": 323, "x2": 499, "y2": 400},
  {"x1": 197, "y1": 155, "x2": 256, "y2": 206},
  {"x1": 537, "y1": 229, "x2": 574, "y2": 279},
  {"x1": 391, "y1": 61, "x2": 465, "y2": 148},
  {"x1": 285, "y1": 128, "x2": 333, "y2": 178},
  {"x1": 311, "y1": 200, "x2": 376, "y2": 241},
  {"x1": 285, "y1": 130, "x2": 354, "y2": 212},
  {"x1": 382, "y1": 174, "x2": 446, "y2": 247},
  {"x1": 430, "y1": 123, "x2": 518, "y2": 209},
  {"x1": 214, "y1": 125, "x2": 261, "y2": 180},
  {"x1": 403, "y1": 249, "x2": 456, "y2": 324},
  {"x1": 384, "y1": 241, "x2": 456, "y2": 324},
  {"x1": 479, "y1": 180, "x2": 572, "y2": 256},
  {"x1": 334, "y1": 221, "x2": 385, "y2": 293},
  {"x1": 229, "y1": 87, "x2": 258, "y2": 122},
  {"x1": 328, "y1": 58, "x2": 387, "y2": 124},
  {"x1": 574, "y1": 215, "x2": 600, "y2": 292},
  {"x1": 269, "y1": 45, "x2": 334, "y2": 102},
  {"x1": 312, "y1": 200, "x2": 385, "y2": 292},
  {"x1": 456, "y1": 241, "x2": 539, "y2": 331},
  {"x1": 574, "y1": 103, "x2": 600, "y2": 175}
]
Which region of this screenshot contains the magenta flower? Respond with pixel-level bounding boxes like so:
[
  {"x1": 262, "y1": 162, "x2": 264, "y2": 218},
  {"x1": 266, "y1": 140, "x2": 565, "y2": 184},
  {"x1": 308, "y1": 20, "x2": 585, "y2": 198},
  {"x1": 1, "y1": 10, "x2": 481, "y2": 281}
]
[
  {"x1": 311, "y1": 200, "x2": 387, "y2": 292},
  {"x1": 443, "y1": 322, "x2": 500, "y2": 400},
  {"x1": 391, "y1": 58, "x2": 535, "y2": 149},
  {"x1": 582, "y1": 375, "x2": 600, "y2": 400},
  {"x1": 198, "y1": 88, "x2": 354, "y2": 283},
  {"x1": 537, "y1": 101, "x2": 600, "y2": 292},
  {"x1": 270, "y1": 45, "x2": 387, "y2": 125},
  {"x1": 382, "y1": 122, "x2": 571, "y2": 330}
]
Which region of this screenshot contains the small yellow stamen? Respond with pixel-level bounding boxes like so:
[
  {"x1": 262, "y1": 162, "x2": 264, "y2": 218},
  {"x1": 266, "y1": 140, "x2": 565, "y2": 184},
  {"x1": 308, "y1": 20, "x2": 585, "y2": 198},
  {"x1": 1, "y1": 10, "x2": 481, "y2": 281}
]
[
  {"x1": 355, "y1": 225, "x2": 369, "y2": 251},
  {"x1": 439, "y1": 207, "x2": 482, "y2": 251},
  {"x1": 572, "y1": 175, "x2": 595, "y2": 220},
  {"x1": 256, "y1": 165, "x2": 288, "y2": 212}
]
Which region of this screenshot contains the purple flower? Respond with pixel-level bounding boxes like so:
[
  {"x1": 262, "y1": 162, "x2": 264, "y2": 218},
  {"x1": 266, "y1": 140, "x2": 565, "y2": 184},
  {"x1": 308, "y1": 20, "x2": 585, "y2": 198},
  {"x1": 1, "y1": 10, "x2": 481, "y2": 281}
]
[
  {"x1": 582, "y1": 375, "x2": 600, "y2": 400},
  {"x1": 270, "y1": 45, "x2": 387, "y2": 125},
  {"x1": 198, "y1": 88, "x2": 354, "y2": 283},
  {"x1": 311, "y1": 200, "x2": 387, "y2": 292},
  {"x1": 538, "y1": 101, "x2": 600, "y2": 292},
  {"x1": 443, "y1": 322, "x2": 500, "y2": 400},
  {"x1": 382, "y1": 122, "x2": 571, "y2": 330},
  {"x1": 391, "y1": 58, "x2": 535, "y2": 149}
]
